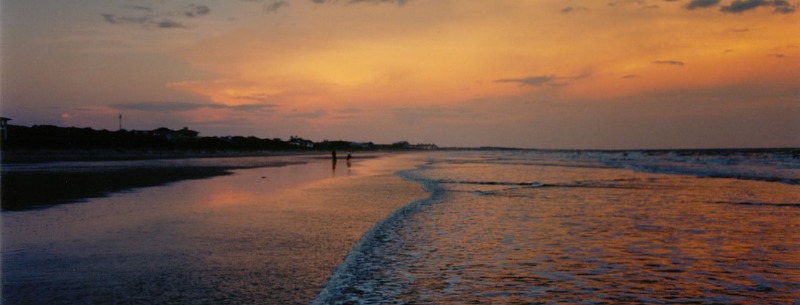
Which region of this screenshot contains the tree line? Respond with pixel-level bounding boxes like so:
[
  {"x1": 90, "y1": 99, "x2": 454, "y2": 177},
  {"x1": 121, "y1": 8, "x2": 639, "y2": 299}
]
[{"x1": 0, "y1": 124, "x2": 436, "y2": 152}]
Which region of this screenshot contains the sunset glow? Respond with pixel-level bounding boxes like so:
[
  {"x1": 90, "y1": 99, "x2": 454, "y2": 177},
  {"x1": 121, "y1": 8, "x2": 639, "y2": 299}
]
[{"x1": 2, "y1": 0, "x2": 798, "y2": 148}]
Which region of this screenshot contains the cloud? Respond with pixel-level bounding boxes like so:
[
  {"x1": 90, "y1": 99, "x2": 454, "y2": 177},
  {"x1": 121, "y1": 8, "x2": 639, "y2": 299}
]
[
  {"x1": 311, "y1": 0, "x2": 411, "y2": 5},
  {"x1": 102, "y1": 14, "x2": 187, "y2": 29},
  {"x1": 101, "y1": 14, "x2": 150, "y2": 25},
  {"x1": 622, "y1": 74, "x2": 640, "y2": 79},
  {"x1": 772, "y1": 0, "x2": 797, "y2": 13},
  {"x1": 686, "y1": 0, "x2": 720, "y2": 9},
  {"x1": 652, "y1": 60, "x2": 685, "y2": 66},
  {"x1": 561, "y1": 6, "x2": 589, "y2": 13},
  {"x1": 337, "y1": 107, "x2": 363, "y2": 114},
  {"x1": 184, "y1": 5, "x2": 211, "y2": 17},
  {"x1": 494, "y1": 75, "x2": 560, "y2": 87},
  {"x1": 720, "y1": 0, "x2": 796, "y2": 14},
  {"x1": 102, "y1": 3, "x2": 213, "y2": 29},
  {"x1": 125, "y1": 5, "x2": 154, "y2": 13},
  {"x1": 157, "y1": 19, "x2": 187, "y2": 29},
  {"x1": 608, "y1": 0, "x2": 645, "y2": 7},
  {"x1": 113, "y1": 102, "x2": 275, "y2": 113},
  {"x1": 768, "y1": 53, "x2": 787, "y2": 58},
  {"x1": 350, "y1": 0, "x2": 411, "y2": 4},
  {"x1": 265, "y1": 1, "x2": 290, "y2": 12},
  {"x1": 286, "y1": 110, "x2": 327, "y2": 119}
]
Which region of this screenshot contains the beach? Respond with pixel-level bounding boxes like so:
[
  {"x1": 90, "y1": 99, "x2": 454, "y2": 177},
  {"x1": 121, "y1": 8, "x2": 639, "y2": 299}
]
[
  {"x1": 4, "y1": 149, "x2": 799, "y2": 304},
  {"x1": 2, "y1": 153, "x2": 428, "y2": 304}
]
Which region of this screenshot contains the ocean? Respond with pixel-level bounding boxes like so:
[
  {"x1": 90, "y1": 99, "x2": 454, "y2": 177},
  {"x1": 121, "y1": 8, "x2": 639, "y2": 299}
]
[
  {"x1": 2, "y1": 150, "x2": 799, "y2": 304},
  {"x1": 314, "y1": 149, "x2": 800, "y2": 304}
]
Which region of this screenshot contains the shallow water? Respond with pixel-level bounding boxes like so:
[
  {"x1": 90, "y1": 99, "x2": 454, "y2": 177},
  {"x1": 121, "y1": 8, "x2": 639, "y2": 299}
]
[
  {"x1": 314, "y1": 150, "x2": 800, "y2": 304},
  {"x1": 2, "y1": 154, "x2": 426, "y2": 305}
]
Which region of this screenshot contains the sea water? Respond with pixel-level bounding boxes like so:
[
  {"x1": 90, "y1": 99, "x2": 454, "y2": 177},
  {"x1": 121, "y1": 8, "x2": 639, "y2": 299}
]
[{"x1": 314, "y1": 149, "x2": 800, "y2": 304}]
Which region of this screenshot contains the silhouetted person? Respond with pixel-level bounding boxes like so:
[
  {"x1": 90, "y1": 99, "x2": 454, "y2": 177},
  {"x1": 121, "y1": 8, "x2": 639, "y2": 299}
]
[
  {"x1": 346, "y1": 151, "x2": 352, "y2": 161},
  {"x1": 331, "y1": 149, "x2": 337, "y2": 161}
]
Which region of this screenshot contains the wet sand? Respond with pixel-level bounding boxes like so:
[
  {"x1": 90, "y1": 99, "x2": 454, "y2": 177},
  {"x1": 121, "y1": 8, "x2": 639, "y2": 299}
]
[
  {"x1": 2, "y1": 153, "x2": 428, "y2": 304},
  {"x1": 1, "y1": 153, "x2": 322, "y2": 210}
]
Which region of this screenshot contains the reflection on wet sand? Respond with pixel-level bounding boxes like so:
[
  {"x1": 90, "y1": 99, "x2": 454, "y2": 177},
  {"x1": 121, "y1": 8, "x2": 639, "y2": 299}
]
[{"x1": 2, "y1": 153, "x2": 427, "y2": 305}]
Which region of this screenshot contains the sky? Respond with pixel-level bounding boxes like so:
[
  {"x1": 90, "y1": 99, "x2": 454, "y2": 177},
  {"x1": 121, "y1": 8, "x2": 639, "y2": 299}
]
[{"x1": 1, "y1": 0, "x2": 798, "y2": 149}]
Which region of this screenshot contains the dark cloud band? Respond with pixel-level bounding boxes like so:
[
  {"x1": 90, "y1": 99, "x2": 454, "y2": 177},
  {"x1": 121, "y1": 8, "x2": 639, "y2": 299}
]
[
  {"x1": 495, "y1": 76, "x2": 559, "y2": 87},
  {"x1": 652, "y1": 60, "x2": 685, "y2": 66}
]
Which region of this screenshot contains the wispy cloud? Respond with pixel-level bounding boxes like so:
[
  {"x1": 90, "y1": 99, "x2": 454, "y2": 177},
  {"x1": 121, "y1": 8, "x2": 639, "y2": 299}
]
[
  {"x1": 286, "y1": 110, "x2": 327, "y2": 119},
  {"x1": 265, "y1": 1, "x2": 290, "y2": 13},
  {"x1": 350, "y1": 0, "x2": 411, "y2": 4},
  {"x1": 768, "y1": 53, "x2": 788, "y2": 58},
  {"x1": 494, "y1": 75, "x2": 561, "y2": 87},
  {"x1": 243, "y1": 0, "x2": 291, "y2": 13},
  {"x1": 312, "y1": 0, "x2": 411, "y2": 4},
  {"x1": 184, "y1": 4, "x2": 211, "y2": 17},
  {"x1": 102, "y1": 3, "x2": 213, "y2": 29},
  {"x1": 686, "y1": 0, "x2": 720, "y2": 10},
  {"x1": 125, "y1": 5, "x2": 154, "y2": 13},
  {"x1": 622, "y1": 74, "x2": 640, "y2": 79},
  {"x1": 684, "y1": 0, "x2": 796, "y2": 13},
  {"x1": 102, "y1": 14, "x2": 149, "y2": 25},
  {"x1": 608, "y1": 0, "x2": 645, "y2": 7},
  {"x1": 652, "y1": 60, "x2": 685, "y2": 66},
  {"x1": 113, "y1": 102, "x2": 275, "y2": 113},
  {"x1": 720, "y1": 0, "x2": 796, "y2": 14},
  {"x1": 156, "y1": 19, "x2": 187, "y2": 29},
  {"x1": 561, "y1": 6, "x2": 589, "y2": 13}
]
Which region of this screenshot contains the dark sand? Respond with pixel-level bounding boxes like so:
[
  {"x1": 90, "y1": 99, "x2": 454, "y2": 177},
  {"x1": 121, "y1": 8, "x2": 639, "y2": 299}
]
[
  {"x1": 2, "y1": 153, "x2": 428, "y2": 304},
  {"x1": 0, "y1": 152, "x2": 319, "y2": 210}
]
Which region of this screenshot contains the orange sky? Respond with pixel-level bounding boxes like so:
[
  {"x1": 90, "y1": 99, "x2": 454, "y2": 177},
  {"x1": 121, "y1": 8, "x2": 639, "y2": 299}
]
[{"x1": 2, "y1": 0, "x2": 798, "y2": 148}]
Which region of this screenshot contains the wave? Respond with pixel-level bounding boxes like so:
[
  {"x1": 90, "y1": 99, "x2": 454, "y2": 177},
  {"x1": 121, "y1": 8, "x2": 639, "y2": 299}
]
[
  {"x1": 435, "y1": 149, "x2": 800, "y2": 186},
  {"x1": 311, "y1": 167, "x2": 442, "y2": 304},
  {"x1": 310, "y1": 151, "x2": 800, "y2": 304},
  {"x1": 610, "y1": 162, "x2": 800, "y2": 185},
  {"x1": 711, "y1": 201, "x2": 800, "y2": 208},
  {"x1": 435, "y1": 178, "x2": 649, "y2": 190}
]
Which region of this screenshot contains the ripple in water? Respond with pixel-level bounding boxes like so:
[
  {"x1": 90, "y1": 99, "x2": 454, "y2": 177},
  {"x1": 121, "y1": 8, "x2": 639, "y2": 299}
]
[{"x1": 314, "y1": 151, "x2": 800, "y2": 304}]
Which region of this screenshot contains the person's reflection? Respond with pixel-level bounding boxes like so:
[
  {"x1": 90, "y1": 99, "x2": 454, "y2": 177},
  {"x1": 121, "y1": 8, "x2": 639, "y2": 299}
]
[{"x1": 346, "y1": 151, "x2": 352, "y2": 174}]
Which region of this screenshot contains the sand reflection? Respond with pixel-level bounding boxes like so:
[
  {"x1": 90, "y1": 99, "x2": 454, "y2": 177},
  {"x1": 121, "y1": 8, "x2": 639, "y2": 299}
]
[{"x1": 2, "y1": 153, "x2": 428, "y2": 305}]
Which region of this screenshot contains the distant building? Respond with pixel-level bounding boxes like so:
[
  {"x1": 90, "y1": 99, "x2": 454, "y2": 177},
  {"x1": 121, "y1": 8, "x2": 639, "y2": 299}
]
[
  {"x1": 350, "y1": 142, "x2": 372, "y2": 149},
  {"x1": 289, "y1": 136, "x2": 314, "y2": 148},
  {"x1": 411, "y1": 143, "x2": 438, "y2": 150},
  {"x1": 1, "y1": 117, "x2": 11, "y2": 140}
]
